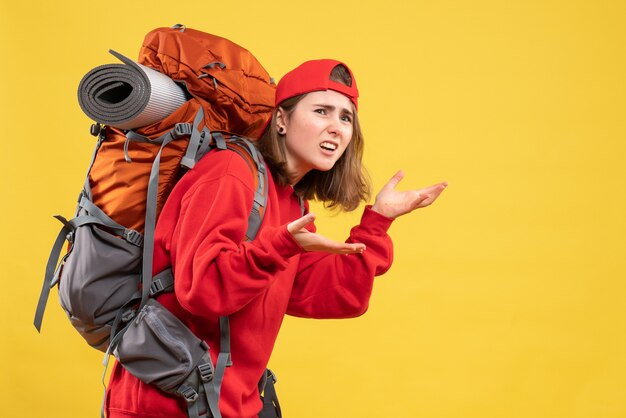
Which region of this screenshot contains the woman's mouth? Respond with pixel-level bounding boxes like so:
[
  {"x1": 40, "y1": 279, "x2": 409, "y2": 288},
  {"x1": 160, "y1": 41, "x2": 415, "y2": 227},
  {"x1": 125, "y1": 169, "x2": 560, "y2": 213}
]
[{"x1": 320, "y1": 141, "x2": 337, "y2": 152}]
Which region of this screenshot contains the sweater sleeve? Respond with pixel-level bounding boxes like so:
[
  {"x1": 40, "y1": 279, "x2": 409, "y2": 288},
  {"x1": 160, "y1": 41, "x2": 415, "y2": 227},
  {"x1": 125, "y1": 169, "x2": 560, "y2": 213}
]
[
  {"x1": 286, "y1": 205, "x2": 394, "y2": 319},
  {"x1": 168, "y1": 152, "x2": 303, "y2": 318}
]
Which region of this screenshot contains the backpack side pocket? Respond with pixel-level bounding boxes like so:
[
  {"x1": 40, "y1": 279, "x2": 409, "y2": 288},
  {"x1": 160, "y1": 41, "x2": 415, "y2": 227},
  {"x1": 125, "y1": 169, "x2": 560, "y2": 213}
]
[
  {"x1": 114, "y1": 299, "x2": 212, "y2": 392},
  {"x1": 58, "y1": 211, "x2": 142, "y2": 352}
]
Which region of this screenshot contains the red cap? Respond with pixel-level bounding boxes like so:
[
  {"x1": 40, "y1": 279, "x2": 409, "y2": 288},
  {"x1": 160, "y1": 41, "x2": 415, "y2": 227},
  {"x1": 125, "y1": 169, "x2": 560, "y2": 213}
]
[{"x1": 275, "y1": 59, "x2": 359, "y2": 110}]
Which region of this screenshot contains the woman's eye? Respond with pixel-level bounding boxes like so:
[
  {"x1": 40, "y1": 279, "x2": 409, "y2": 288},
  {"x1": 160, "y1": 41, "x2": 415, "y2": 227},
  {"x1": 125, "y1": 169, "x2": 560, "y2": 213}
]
[
  {"x1": 341, "y1": 115, "x2": 352, "y2": 123},
  {"x1": 314, "y1": 108, "x2": 326, "y2": 115}
]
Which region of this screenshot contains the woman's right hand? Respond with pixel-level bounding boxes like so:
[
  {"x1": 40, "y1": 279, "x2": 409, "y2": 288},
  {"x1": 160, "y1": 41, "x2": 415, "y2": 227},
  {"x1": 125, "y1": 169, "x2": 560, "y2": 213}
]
[
  {"x1": 372, "y1": 170, "x2": 448, "y2": 219},
  {"x1": 287, "y1": 213, "x2": 366, "y2": 254}
]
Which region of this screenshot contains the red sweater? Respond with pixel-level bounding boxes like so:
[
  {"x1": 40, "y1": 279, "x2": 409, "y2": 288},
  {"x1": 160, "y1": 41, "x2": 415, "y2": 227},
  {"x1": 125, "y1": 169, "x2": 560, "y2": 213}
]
[{"x1": 105, "y1": 148, "x2": 394, "y2": 418}]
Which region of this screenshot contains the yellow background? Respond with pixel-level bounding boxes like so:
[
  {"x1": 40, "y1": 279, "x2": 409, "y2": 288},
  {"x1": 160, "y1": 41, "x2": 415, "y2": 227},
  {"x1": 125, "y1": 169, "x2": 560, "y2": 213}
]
[{"x1": 1, "y1": 0, "x2": 625, "y2": 417}]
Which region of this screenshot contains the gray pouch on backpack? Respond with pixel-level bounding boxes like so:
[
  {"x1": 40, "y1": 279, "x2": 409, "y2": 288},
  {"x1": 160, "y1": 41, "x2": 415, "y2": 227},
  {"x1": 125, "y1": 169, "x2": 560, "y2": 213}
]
[
  {"x1": 58, "y1": 209, "x2": 142, "y2": 352},
  {"x1": 113, "y1": 298, "x2": 214, "y2": 394}
]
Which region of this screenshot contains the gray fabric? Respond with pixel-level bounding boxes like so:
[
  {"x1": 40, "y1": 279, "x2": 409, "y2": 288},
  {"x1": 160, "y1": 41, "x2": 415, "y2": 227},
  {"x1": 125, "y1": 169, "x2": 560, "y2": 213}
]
[
  {"x1": 258, "y1": 369, "x2": 281, "y2": 418},
  {"x1": 203, "y1": 61, "x2": 226, "y2": 70},
  {"x1": 219, "y1": 316, "x2": 231, "y2": 366},
  {"x1": 246, "y1": 207, "x2": 262, "y2": 242},
  {"x1": 114, "y1": 299, "x2": 212, "y2": 393},
  {"x1": 186, "y1": 401, "x2": 201, "y2": 418},
  {"x1": 181, "y1": 107, "x2": 207, "y2": 169},
  {"x1": 237, "y1": 138, "x2": 268, "y2": 240},
  {"x1": 212, "y1": 351, "x2": 230, "y2": 403},
  {"x1": 195, "y1": 127, "x2": 213, "y2": 162},
  {"x1": 213, "y1": 132, "x2": 227, "y2": 150},
  {"x1": 78, "y1": 196, "x2": 144, "y2": 246},
  {"x1": 202, "y1": 373, "x2": 222, "y2": 418},
  {"x1": 234, "y1": 137, "x2": 268, "y2": 211},
  {"x1": 150, "y1": 268, "x2": 175, "y2": 297},
  {"x1": 177, "y1": 359, "x2": 221, "y2": 418},
  {"x1": 139, "y1": 130, "x2": 178, "y2": 311},
  {"x1": 124, "y1": 123, "x2": 189, "y2": 162},
  {"x1": 58, "y1": 207, "x2": 143, "y2": 352},
  {"x1": 223, "y1": 137, "x2": 268, "y2": 241},
  {"x1": 126, "y1": 129, "x2": 160, "y2": 144},
  {"x1": 82, "y1": 129, "x2": 106, "y2": 200},
  {"x1": 33, "y1": 219, "x2": 72, "y2": 331},
  {"x1": 298, "y1": 196, "x2": 305, "y2": 216}
]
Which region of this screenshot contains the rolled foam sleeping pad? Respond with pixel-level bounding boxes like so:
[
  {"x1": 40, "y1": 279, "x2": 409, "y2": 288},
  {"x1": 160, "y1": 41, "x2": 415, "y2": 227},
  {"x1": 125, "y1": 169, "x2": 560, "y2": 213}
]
[{"x1": 77, "y1": 50, "x2": 188, "y2": 130}]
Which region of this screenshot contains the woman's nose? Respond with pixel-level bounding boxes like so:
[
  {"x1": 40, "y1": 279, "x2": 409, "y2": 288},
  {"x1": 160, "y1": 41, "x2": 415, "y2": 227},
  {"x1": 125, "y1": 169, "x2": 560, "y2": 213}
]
[{"x1": 326, "y1": 116, "x2": 343, "y2": 136}]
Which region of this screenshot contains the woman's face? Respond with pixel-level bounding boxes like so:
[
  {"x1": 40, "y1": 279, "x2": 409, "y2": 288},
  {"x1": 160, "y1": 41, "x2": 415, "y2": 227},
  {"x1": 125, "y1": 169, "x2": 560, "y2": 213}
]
[{"x1": 279, "y1": 90, "x2": 354, "y2": 184}]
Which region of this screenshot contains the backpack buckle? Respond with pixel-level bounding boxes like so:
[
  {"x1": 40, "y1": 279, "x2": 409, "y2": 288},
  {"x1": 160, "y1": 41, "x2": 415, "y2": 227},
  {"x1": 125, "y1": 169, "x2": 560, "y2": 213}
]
[
  {"x1": 121, "y1": 308, "x2": 137, "y2": 323},
  {"x1": 90, "y1": 123, "x2": 102, "y2": 137},
  {"x1": 267, "y1": 368, "x2": 277, "y2": 384},
  {"x1": 124, "y1": 229, "x2": 144, "y2": 247},
  {"x1": 177, "y1": 385, "x2": 198, "y2": 402},
  {"x1": 198, "y1": 362, "x2": 214, "y2": 383},
  {"x1": 149, "y1": 279, "x2": 165, "y2": 297},
  {"x1": 173, "y1": 123, "x2": 193, "y2": 138}
]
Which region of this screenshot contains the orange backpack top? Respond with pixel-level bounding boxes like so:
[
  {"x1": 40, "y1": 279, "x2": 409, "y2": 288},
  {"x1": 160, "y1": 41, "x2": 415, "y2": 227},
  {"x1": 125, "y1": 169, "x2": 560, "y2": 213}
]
[
  {"x1": 141, "y1": 25, "x2": 275, "y2": 138},
  {"x1": 90, "y1": 25, "x2": 275, "y2": 233}
]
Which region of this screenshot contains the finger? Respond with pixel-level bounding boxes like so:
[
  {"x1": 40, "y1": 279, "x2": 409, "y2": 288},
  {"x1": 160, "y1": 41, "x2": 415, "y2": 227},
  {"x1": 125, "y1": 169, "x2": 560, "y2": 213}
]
[
  {"x1": 426, "y1": 183, "x2": 448, "y2": 202},
  {"x1": 414, "y1": 184, "x2": 448, "y2": 208},
  {"x1": 418, "y1": 182, "x2": 448, "y2": 195},
  {"x1": 287, "y1": 213, "x2": 316, "y2": 234},
  {"x1": 328, "y1": 242, "x2": 366, "y2": 254},
  {"x1": 409, "y1": 194, "x2": 430, "y2": 210},
  {"x1": 308, "y1": 234, "x2": 366, "y2": 254},
  {"x1": 383, "y1": 170, "x2": 405, "y2": 192}
]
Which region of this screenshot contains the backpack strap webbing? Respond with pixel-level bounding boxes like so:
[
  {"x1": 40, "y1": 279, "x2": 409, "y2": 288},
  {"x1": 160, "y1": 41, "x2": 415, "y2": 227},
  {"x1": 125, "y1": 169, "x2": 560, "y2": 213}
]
[
  {"x1": 170, "y1": 135, "x2": 267, "y2": 418},
  {"x1": 183, "y1": 135, "x2": 266, "y2": 418},
  {"x1": 223, "y1": 136, "x2": 268, "y2": 241},
  {"x1": 202, "y1": 316, "x2": 231, "y2": 418},
  {"x1": 181, "y1": 107, "x2": 210, "y2": 169},
  {"x1": 258, "y1": 369, "x2": 282, "y2": 418},
  {"x1": 134, "y1": 116, "x2": 204, "y2": 314},
  {"x1": 148, "y1": 268, "x2": 175, "y2": 297},
  {"x1": 34, "y1": 128, "x2": 109, "y2": 332},
  {"x1": 33, "y1": 219, "x2": 73, "y2": 332},
  {"x1": 106, "y1": 268, "x2": 175, "y2": 357},
  {"x1": 175, "y1": 351, "x2": 220, "y2": 418}
]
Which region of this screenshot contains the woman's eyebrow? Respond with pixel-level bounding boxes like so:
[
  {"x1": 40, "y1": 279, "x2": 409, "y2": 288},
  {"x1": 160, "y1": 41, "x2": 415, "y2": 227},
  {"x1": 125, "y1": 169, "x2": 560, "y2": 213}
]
[{"x1": 313, "y1": 104, "x2": 354, "y2": 117}]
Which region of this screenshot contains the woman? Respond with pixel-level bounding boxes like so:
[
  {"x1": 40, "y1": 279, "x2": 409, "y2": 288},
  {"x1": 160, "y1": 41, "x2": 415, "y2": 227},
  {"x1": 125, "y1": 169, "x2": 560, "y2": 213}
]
[{"x1": 105, "y1": 59, "x2": 447, "y2": 418}]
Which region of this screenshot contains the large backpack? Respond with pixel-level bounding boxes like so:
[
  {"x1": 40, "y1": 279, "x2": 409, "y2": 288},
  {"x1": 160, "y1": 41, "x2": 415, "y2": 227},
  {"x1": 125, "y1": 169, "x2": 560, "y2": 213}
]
[{"x1": 33, "y1": 25, "x2": 281, "y2": 418}]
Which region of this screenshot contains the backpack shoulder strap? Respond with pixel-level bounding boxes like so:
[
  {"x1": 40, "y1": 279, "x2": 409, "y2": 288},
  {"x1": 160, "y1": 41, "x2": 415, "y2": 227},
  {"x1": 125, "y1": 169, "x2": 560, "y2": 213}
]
[{"x1": 220, "y1": 135, "x2": 268, "y2": 241}]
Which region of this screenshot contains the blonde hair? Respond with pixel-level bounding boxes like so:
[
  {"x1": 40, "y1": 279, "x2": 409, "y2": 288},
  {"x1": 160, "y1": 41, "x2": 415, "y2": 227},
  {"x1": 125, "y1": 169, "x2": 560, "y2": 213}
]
[{"x1": 257, "y1": 65, "x2": 370, "y2": 211}]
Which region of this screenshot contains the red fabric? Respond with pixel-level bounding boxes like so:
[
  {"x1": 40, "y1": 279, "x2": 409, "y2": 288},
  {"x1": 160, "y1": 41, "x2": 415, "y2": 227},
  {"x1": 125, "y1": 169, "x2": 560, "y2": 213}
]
[{"x1": 105, "y1": 149, "x2": 394, "y2": 418}]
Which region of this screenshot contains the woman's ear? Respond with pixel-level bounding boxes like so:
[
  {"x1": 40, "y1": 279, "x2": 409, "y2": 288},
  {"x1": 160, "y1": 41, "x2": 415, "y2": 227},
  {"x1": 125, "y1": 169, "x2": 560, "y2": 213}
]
[{"x1": 275, "y1": 107, "x2": 287, "y2": 132}]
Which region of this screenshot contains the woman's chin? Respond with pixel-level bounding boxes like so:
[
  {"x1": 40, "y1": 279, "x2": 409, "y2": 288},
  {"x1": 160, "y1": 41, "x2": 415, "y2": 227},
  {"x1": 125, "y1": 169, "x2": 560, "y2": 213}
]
[{"x1": 313, "y1": 159, "x2": 338, "y2": 172}]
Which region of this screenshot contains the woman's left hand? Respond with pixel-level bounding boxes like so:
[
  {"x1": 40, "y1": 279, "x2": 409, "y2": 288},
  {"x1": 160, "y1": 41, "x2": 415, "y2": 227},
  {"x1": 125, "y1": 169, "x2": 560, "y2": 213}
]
[
  {"x1": 287, "y1": 213, "x2": 366, "y2": 254},
  {"x1": 371, "y1": 170, "x2": 448, "y2": 219}
]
